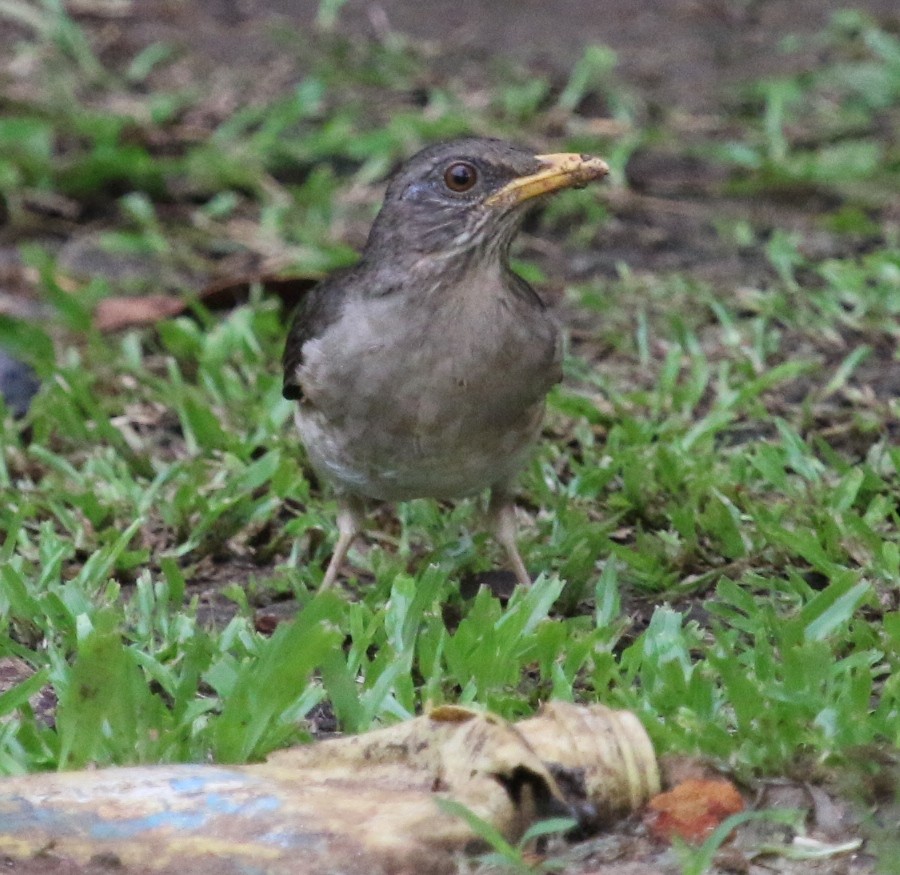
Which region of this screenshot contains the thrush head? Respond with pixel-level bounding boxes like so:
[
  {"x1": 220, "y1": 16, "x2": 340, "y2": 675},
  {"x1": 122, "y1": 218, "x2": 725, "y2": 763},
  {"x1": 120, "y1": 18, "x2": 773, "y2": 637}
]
[{"x1": 361, "y1": 137, "x2": 609, "y2": 272}]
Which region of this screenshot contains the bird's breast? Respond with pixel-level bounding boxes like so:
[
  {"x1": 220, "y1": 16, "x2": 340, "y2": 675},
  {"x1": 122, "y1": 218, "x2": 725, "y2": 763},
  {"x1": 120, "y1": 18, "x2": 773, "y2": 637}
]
[{"x1": 294, "y1": 281, "x2": 561, "y2": 500}]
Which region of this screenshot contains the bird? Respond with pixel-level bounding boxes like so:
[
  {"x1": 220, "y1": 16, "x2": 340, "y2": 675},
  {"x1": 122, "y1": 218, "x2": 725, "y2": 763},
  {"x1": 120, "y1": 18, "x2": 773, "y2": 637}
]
[{"x1": 283, "y1": 137, "x2": 609, "y2": 590}]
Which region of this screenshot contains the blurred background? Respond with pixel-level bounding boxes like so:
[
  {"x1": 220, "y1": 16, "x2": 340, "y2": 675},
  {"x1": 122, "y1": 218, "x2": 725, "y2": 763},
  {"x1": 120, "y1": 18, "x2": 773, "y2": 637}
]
[{"x1": 2, "y1": 0, "x2": 898, "y2": 311}]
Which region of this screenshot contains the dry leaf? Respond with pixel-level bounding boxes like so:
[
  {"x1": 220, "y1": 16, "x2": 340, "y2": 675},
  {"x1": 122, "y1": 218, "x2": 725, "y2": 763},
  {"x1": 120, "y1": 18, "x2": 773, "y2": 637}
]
[
  {"x1": 0, "y1": 703, "x2": 658, "y2": 875},
  {"x1": 645, "y1": 778, "x2": 744, "y2": 844},
  {"x1": 92, "y1": 274, "x2": 319, "y2": 331},
  {"x1": 94, "y1": 294, "x2": 186, "y2": 331}
]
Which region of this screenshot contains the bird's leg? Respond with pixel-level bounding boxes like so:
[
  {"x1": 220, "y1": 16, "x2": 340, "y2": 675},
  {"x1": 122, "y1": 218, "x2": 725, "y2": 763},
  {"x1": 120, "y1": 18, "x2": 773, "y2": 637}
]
[
  {"x1": 488, "y1": 489, "x2": 532, "y2": 587},
  {"x1": 319, "y1": 495, "x2": 365, "y2": 590}
]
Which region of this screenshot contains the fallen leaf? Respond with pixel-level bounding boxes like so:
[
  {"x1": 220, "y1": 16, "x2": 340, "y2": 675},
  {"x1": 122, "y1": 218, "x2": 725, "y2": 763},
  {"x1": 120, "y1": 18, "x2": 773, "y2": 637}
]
[
  {"x1": 645, "y1": 778, "x2": 744, "y2": 844},
  {"x1": 94, "y1": 294, "x2": 185, "y2": 331},
  {"x1": 0, "y1": 703, "x2": 658, "y2": 875},
  {"x1": 93, "y1": 274, "x2": 319, "y2": 331}
]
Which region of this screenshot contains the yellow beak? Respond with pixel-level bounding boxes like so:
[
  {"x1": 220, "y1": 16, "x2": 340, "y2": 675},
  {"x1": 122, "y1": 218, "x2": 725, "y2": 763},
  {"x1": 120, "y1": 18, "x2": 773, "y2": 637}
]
[{"x1": 484, "y1": 152, "x2": 609, "y2": 208}]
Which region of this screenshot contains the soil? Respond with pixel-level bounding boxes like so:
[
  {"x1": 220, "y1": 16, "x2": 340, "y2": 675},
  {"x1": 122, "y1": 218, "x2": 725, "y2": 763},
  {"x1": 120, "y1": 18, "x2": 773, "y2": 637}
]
[
  {"x1": 4, "y1": 0, "x2": 898, "y2": 290},
  {"x1": 105, "y1": 0, "x2": 898, "y2": 279},
  {"x1": 125, "y1": 0, "x2": 900, "y2": 112}
]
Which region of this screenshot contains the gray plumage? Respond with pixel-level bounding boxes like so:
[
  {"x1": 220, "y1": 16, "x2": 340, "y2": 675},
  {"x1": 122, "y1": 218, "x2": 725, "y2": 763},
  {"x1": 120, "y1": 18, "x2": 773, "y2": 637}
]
[{"x1": 282, "y1": 137, "x2": 607, "y2": 588}]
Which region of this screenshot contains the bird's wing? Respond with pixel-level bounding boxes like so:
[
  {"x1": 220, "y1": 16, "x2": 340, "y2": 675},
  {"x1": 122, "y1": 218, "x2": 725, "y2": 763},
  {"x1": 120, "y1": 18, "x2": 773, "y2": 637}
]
[
  {"x1": 282, "y1": 268, "x2": 356, "y2": 401},
  {"x1": 505, "y1": 268, "x2": 550, "y2": 310}
]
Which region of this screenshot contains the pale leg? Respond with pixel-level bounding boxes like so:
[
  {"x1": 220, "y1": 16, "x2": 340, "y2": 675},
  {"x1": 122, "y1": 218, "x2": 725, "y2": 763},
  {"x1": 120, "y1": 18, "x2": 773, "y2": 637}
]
[
  {"x1": 319, "y1": 496, "x2": 365, "y2": 590},
  {"x1": 488, "y1": 489, "x2": 532, "y2": 587}
]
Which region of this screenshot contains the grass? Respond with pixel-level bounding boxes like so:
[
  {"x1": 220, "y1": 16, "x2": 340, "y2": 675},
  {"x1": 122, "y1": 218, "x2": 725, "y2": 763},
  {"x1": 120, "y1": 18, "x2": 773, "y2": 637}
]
[{"x1": 0, "y1": 2, "x2": 898, "y2": 870}]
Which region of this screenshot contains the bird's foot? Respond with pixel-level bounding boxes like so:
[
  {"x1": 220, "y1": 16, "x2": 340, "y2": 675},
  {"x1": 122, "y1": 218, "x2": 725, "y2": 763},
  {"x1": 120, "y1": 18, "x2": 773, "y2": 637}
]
[
  {"x1": 488, "y1": 492, "x2": 533, "y2": 588},
  {"x1": 318, "y1": 497, "x2": 365, "y2": 590}
]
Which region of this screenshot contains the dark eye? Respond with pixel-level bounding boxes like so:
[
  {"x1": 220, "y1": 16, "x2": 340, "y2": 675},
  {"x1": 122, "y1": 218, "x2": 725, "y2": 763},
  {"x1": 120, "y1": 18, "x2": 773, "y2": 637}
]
[{"x1": 443, "y1": 161, "x2": 478, "y2": 193}]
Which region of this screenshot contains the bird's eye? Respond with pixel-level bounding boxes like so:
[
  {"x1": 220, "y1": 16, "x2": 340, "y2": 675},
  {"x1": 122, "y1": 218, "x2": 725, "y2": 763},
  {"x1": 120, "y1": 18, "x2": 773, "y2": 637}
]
[{"x1": 443, "y1": 161, "x2": 478, "y2": 193}]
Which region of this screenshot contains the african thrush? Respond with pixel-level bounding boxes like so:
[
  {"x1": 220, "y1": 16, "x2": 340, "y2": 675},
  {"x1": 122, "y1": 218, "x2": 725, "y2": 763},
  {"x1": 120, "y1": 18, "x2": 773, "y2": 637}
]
[{"x1": 283, "y1": 137, "x2": 608, "y2": 589}]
